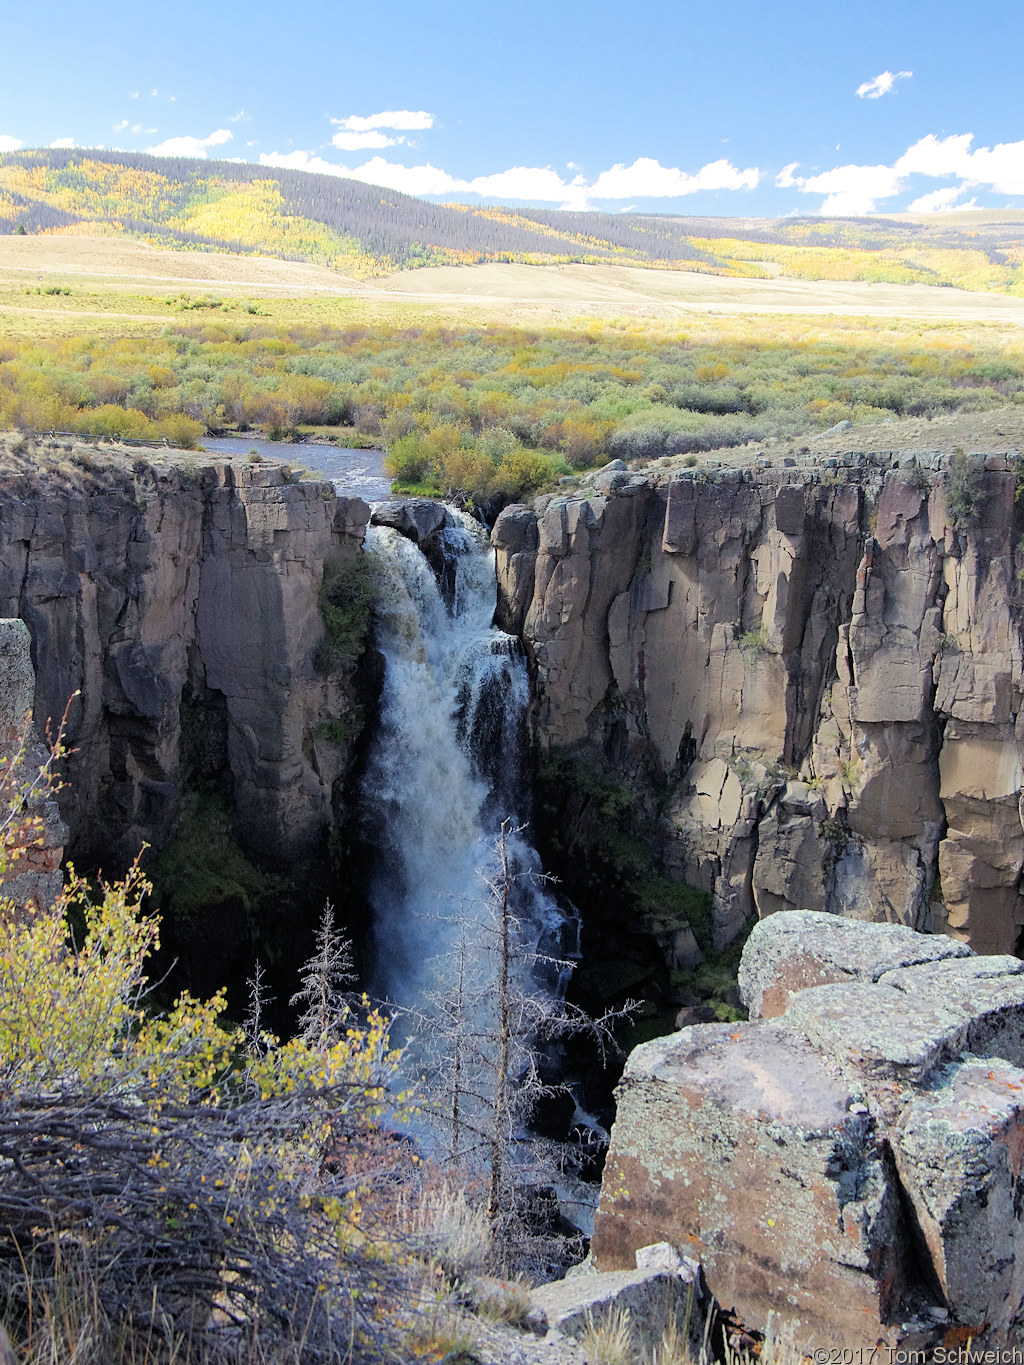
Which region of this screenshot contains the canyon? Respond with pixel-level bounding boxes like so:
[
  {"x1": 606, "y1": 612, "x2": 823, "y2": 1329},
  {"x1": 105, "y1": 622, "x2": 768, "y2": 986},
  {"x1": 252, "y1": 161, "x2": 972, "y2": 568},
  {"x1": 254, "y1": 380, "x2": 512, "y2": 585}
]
[
  {"x1": 3, "y1": 435, "x2": 1023, "y2": 974},
  {"x1": 495, "y1": 449, "x2": 1024, "y2": 958},
  {"x1": 4, "y1": 432, "x2": 1024, "y2": 1347}
]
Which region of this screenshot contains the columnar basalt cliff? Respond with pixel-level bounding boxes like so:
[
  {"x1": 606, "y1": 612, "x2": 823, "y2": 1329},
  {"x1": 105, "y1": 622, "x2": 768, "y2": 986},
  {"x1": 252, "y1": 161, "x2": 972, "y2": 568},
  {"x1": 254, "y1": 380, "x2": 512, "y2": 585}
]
[
  {"x1": 0, "y1": 448, "x2": 369, "y2": 873},
  {"x1": 494, "y1": 452, "x2": 1024, "y2": 956}
]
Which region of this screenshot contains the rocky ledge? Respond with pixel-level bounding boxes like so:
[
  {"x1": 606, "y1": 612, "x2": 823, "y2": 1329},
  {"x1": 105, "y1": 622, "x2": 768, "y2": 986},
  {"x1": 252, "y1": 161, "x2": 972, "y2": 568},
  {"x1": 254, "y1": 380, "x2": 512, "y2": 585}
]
[{"x1": 592, "y1": 910, "x2": 1024, "y2": 1350}]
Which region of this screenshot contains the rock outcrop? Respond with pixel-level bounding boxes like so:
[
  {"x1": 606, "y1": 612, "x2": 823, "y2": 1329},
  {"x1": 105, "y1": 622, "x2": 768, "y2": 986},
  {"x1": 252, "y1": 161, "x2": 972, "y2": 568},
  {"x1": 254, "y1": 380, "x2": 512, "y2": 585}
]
[
  {"x1": 592, "y1": 911, "x2": 1024, "y2": 1350},
  {"x1": 0, "y1": 617, "x2": 67, "y2": 914},
  {"x1": 495, "y1": 451, "x2": 1024, "y2": 954},
  {"x1": 531, "y1": 1243, "x2": 705, "y2": 1355},
  {"x1": 0, "y1": 449, "x2": 369, "y2": 869}
]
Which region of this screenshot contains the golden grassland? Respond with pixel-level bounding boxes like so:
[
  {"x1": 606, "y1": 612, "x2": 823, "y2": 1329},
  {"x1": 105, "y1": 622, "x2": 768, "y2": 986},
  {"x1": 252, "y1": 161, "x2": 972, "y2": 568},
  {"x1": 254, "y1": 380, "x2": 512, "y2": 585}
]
[
  {"x1": 3, "y1": 235, "x2": 1024, "y2": 349},
  {"x1": 2, "y1": 232, "x2": 1023, "y2": 504}
]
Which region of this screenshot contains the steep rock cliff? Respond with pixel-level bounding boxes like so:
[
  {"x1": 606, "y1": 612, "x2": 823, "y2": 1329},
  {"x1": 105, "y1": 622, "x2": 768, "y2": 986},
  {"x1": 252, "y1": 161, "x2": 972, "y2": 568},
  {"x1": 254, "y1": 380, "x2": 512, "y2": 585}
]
[
  {"x1": 494, "y1": 452, "x2": 1024, "y2": 955},
  {"x1": 0, "y1": 447, "x2": 369, "y2": 872}
]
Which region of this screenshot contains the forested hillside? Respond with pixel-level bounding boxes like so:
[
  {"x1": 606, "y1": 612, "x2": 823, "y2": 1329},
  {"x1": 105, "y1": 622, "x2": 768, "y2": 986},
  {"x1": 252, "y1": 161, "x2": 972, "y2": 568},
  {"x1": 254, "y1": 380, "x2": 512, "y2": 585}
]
[{"x1": 3, "y1": 148, "x2": 1024, "y2": 292}]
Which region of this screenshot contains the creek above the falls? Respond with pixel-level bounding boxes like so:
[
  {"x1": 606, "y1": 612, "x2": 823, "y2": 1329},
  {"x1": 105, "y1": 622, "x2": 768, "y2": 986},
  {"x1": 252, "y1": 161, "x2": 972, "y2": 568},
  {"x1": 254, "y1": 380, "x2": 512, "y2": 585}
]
[{"x1": 198, "y1": 435, "x2": 390, "y2": 499}]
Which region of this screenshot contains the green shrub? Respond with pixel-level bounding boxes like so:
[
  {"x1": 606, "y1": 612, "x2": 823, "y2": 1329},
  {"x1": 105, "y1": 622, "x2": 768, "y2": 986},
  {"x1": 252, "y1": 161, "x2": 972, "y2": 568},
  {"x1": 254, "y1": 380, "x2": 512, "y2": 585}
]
[
  {"x1": 636, "y1": 874, "x2": 712, "y2": 944},
  {"x1": 495, "y1": 447, "x2": 558, "y2": 498},
  {"x1": 315, "y1": 553, "x2": 375, "y2": 673},
  {"x1": 151, "y1": 790, "x2": 286, "y2": 930},
  {"x1": 946, "y1": 448, "x2": 985, "y2": 529},
  {"x1": 738, "y1": 625, "x2": 767, "y2": 657}
]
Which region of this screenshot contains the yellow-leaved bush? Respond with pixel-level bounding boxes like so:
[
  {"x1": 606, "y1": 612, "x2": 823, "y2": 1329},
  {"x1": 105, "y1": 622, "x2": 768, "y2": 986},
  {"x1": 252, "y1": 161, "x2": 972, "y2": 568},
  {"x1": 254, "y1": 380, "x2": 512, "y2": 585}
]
[{"x1": 0, "y1": 720, "x2": 413, "y2": 1360}]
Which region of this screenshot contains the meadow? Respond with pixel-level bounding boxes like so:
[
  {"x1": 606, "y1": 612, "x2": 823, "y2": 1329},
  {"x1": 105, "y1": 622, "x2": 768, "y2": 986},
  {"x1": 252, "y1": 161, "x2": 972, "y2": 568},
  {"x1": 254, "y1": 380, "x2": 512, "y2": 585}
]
[{"x1": 2, "y1": 254, "x2": 1023, "y2": 506}]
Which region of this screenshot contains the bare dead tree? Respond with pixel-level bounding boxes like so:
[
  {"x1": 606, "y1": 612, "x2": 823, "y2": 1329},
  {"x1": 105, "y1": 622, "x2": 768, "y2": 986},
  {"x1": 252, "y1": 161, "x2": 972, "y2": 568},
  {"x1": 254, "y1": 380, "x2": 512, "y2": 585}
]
[
  {"x1": 290, "y1": 900, "x2": 357, "y2": 1048},
  {"x1": 407, "y1": 818, "x2": 635, "y2": 1277}
]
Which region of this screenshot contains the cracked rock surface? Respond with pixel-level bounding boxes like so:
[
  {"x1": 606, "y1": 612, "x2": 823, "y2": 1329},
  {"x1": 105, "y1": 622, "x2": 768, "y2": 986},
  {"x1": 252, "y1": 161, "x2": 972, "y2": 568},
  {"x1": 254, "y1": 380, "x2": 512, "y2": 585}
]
[{"x1": 592, "y1": 912, "x2": 1024, "y2": 1350}]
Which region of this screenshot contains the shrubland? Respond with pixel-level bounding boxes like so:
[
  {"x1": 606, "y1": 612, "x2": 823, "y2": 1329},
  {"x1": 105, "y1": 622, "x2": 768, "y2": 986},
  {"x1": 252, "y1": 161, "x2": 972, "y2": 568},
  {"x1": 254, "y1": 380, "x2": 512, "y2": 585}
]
[
  {"x1": 0, "y1": 727, "x2": 565, "y2": 1363},
  {"x1": 0, "y1": 724, "x2": 641, "y2": 1362},
  {"x1": 2, "y1": 314, "x2": 1023, "y2": 506}
]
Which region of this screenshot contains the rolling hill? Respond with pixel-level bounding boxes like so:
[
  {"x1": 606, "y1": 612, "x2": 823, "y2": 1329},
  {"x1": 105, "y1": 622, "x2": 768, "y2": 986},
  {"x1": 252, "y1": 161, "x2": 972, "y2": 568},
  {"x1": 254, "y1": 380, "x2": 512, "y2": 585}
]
[{"x1": 2, "y1": 148, "x2": 1024, "y2": 295}]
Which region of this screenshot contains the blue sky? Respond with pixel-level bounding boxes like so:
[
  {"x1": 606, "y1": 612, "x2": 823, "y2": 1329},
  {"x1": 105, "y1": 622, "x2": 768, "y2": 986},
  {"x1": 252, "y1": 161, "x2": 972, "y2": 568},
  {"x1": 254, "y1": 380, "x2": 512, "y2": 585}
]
[{"x1": 3, "y1": 0, "x2": 1023, "y2": 218}]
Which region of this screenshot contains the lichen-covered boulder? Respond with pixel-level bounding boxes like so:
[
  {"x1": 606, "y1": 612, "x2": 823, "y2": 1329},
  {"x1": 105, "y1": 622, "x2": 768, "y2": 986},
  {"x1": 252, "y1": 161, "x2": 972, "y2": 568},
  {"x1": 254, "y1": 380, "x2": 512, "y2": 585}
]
[
  {"x1": 891, "y1": 1056, "x2": 1024, "y2": 1339},
  {"x1": 591, "y1": 1021, "x2": 913, "y2": 1348},
  {"x1": 595, "y1": 913, "x2": 1024, "y2": 1350},
  {"x1": 738, "y1": 909, "x2": 970, "y2": 1020},
  {"x1": 531, "y1": 1245, "x2": 705, "y2": 1356}
]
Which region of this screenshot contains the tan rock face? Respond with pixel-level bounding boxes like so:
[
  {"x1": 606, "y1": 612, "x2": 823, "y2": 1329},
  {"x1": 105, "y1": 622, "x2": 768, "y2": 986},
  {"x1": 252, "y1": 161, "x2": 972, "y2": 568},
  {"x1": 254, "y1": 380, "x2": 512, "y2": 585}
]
[
  {"x1": 592, "y1": 1021, "x2": 910, "y2": 1348},
  {"x1": 497, "y1": 454, "x2": 1024, "y2": 954},
  {"x1": 0, "y1": 458, "x2": 369, "y2": 868}
]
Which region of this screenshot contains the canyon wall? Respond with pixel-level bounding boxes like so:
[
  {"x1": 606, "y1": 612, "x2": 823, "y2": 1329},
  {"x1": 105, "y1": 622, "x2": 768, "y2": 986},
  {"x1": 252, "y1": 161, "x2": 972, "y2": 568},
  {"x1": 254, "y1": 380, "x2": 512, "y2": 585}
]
[
  {"x1": 4, "y1": 441, "x2": 1023, "y2": 966},
  {"x1": 0, "y1": 451, "x2": 368, "y2": 871},
  {"x1": 494, "y1": 452, "x2": 1024, "y2": 956}
]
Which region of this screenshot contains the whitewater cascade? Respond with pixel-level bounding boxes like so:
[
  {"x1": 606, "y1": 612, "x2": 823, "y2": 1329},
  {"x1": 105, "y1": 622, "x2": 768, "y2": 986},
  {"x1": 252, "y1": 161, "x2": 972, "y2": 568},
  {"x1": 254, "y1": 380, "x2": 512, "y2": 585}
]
[{"x1": 360, "y1": 512, "x2": 565, "y2": 1144}]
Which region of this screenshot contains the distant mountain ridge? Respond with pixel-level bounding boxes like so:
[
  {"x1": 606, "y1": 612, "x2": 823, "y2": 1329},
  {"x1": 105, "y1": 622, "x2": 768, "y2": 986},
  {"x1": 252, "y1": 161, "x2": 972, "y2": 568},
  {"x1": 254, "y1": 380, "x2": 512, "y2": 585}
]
[{"x1": 2, "y1": 148, "x2": 1023, "y2": 293}]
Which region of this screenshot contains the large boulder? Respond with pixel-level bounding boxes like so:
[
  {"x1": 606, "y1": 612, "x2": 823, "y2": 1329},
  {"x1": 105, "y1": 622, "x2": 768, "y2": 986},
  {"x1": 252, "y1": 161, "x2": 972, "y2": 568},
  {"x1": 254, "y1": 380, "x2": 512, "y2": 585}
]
[
  {"x1": 531, "y1": 1244, "x2": 705, "y2": 1356},
  {"x1": 591, "y1": 1020, "x2": 914, "y2": 1348},
  {"x1": 594, "y1": 912, "x2": 1024, "y2": 1350},
  {"x1": 370, "y1": 498, "x2": 450, "y2": 544},
  {"x1": 892, "y1": 1056, "x2": 1024, "y2": 1338},
  {"x1": 738, "y1": 909, "x2": 970, "y2": 1019}
]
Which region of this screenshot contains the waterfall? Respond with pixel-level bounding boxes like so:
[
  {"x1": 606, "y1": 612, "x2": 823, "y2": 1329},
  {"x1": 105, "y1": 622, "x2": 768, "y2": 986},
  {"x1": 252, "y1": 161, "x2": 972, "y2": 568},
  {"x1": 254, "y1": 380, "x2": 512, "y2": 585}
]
[{"x1": 360, "y1": 510, "x2": 565, "y2": 1148}]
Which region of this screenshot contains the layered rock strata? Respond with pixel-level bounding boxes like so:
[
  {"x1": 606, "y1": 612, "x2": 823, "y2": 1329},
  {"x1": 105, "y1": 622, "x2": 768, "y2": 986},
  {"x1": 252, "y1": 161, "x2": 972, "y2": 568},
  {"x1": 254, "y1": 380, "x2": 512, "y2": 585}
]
[
  {"x1": 592, "y1": 911, "x2": 1024, "y2": 1349},
  {"x1": 0, "y1": 451, "x2": 369, "y2": 868},
  {"x1": 494, "y1": 451, "x2": 1024, "y2": 953}
]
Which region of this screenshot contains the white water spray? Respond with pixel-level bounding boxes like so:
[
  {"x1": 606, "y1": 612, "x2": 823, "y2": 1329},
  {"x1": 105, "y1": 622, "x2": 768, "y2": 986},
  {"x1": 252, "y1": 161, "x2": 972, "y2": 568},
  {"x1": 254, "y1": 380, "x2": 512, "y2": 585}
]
[{"x1": 361, "y1": 513, "x2": 563, "y2": 1016}]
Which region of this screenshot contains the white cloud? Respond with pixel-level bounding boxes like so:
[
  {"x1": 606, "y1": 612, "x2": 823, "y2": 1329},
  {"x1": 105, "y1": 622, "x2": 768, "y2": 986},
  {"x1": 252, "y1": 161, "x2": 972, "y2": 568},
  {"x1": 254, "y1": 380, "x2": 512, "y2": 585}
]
[
  {"x1": 48, "y1": 138, "x2": 77, "y2": 149},
  {"x1": 259, "y1": 149, "x2": 758, "y2": 209},
  {"x1": 128, "y1": 91, "x2": 139, "y2": 99},
  {"x1": 146, "y1": 129, "x2": 233, "y2": 157},
  {"x1": 794, "y1": 161, "x2": 905, "y2": 214},
  {"x1": 906, "y1": 187, "x2": 978, "y2": 213},
  {"x1": 330, "y1": 130, "x2": 399, "y2": 151},
  {"x1": 588, "y1": 156, "x2": 759, "y2": 198},
  {"x1": 467, "y1": 165, "x2": 589, "y2": 207},
  {"x1": 856, "y1": 70, "x2": 912, "y2": 99},
  {"x1": 113, "y1": 120, "x2": 129, "y2": 132},
  {"x1": 228, "y1": 110, "x2": 250, "y2": 123},
  {"x1": 785, "y1": 132, "x2": 1024, "y2": 213},
  {"x1": 776, "y1": 161, "x2": 800, "y2": 188},
  {"x1": 0, "y1": 134, "x2": 23, "y2": 152},
  {"x1": 895, "y1": 133, "x2": 975, "y2": 178},
  {"x1": 950, "y1": 137, "x2": 1024, "y2": 195},
  {"x1": 131, "y1": 124, "x2": 157, "y2": 134},
  {"x1": 333, "y1": 109, "x2": 434, "y2": 132},
  {"x1": 260, "y1": 150, "x2": 462, "y2": 196}
]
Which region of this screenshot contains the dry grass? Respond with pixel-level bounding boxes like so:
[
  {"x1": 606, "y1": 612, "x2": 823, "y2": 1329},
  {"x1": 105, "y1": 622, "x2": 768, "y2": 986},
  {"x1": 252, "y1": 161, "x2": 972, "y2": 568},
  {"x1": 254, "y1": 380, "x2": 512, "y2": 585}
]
[
  {"x1": 578, "y1": 1304, "x2": 636, "y2": 1365},
  {"x1": 470, "y1": 1278, "x2": 534, "y2": 1329},
  {"x1": 5, "y1": 234, "x2": 1024, "y2": 343}
]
